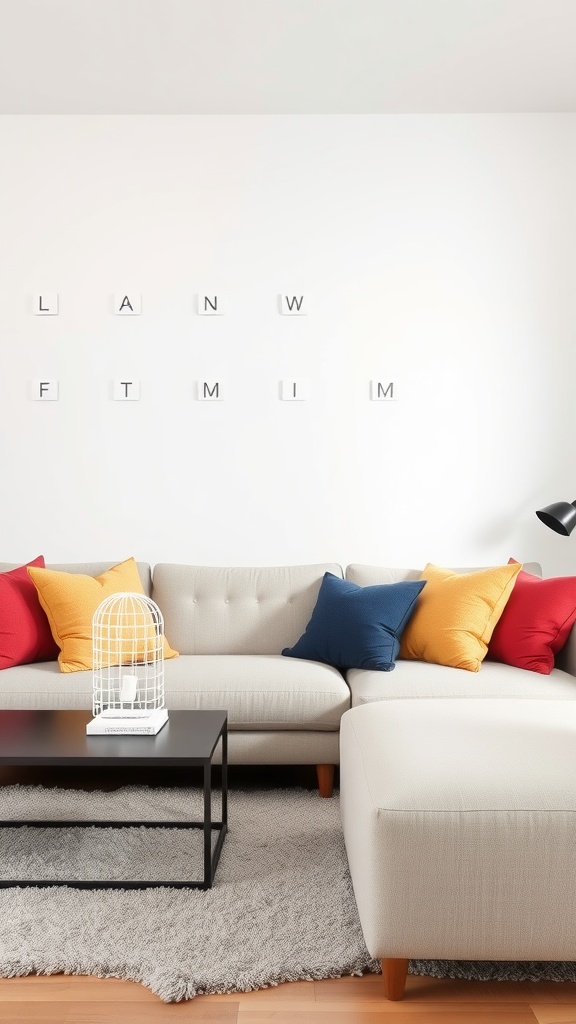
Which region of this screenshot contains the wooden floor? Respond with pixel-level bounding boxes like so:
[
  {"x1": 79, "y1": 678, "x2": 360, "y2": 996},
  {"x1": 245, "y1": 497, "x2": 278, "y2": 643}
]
[
  {"x1": 1, "y1": 971, "x2": 576, "y2": 1023},
  {"x1": 1, "y1": 766, "x2": 575, "y2": 1022}
]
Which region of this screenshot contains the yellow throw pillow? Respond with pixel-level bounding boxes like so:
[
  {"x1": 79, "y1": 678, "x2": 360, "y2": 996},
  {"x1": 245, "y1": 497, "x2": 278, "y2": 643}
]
[
  {"x1": 399, "y1": 562, "x2": 522, "y2": 672},
  {"x1": 28, "y1": 557, "x2": 178, "y2": 673}
]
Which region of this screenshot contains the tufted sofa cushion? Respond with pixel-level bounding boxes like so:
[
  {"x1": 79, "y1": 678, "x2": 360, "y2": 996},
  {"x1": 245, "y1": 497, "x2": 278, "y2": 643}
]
[{"x1": 152, "y1": 563, "x2": 343, "y2": 655}]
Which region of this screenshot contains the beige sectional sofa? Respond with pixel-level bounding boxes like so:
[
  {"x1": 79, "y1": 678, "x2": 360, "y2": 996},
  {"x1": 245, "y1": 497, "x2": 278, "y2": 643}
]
[{"x1": 1, "y1": 558, "x2": 576, "y2": 799}]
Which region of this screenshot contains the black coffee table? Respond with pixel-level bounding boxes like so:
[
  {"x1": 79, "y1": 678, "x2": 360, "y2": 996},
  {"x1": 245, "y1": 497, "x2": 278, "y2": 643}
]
[{"x1": 0, "y1": 709, "x2": 227, "y2": 890}]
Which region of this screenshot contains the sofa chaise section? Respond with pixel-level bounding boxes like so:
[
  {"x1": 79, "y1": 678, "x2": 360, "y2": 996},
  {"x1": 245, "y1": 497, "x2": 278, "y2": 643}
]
[{"x1": 341, "y1": 697, "x2": 576, "y2": 999}]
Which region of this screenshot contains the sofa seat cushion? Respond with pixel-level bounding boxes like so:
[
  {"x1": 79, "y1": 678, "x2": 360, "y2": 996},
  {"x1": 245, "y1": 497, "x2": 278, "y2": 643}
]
[
  {"x1": 0, "y1": 661, "x2": 93, "y2": 710},
  {"x1": 347, "y1": 658, "x2": 576, "y2": 706},
  {"x1": 162, "y1": 655, "x2": 349, "y2": 729},
  {"x1": 0, "y1": 655, "x2": 350, "y2": 729}
]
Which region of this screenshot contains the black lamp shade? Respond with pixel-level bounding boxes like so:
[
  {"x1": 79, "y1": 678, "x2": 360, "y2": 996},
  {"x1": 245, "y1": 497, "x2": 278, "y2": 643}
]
[{"x1": 536, "y1": 500, "x2": 576, "y2": 536}]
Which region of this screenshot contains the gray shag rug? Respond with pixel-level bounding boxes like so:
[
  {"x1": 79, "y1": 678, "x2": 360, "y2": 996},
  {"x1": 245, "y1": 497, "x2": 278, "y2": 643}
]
[
  {"x1": 0, "y1": 784, "x2": 379, "y2": 1001},
  {"x1": 0, "y1": 784, "x2": 574, "y2": 1001}
]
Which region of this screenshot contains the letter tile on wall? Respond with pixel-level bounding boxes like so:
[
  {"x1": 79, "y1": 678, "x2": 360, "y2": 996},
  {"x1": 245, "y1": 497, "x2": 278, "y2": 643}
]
[
  {"x1": 370, "y1": 380, "x2": 395, "y2": 400},
  {"x1": 196, "y1": 295, "x2": 223, "y2": 315},
  {"x1": 33, "y1": 293, "x2": 58, "y2": 315},
  {"x1": 280, "y1": 379, "x2": 310, "y2": 400},
  {"x1": 30, "y1": 379, "x2": 59, "y2": 400},
  {"x1": 279, "y1": 295, "x2": 307, "y2": 314},
  {"x1": 196, "y1": 381, "x2": 224, "y2": 400},
  {"x1": 114, "y1": 294, "x2": 141, "y2": 314},
  {"x1": 112, "y1": 380, "x2": 141, "y2": 400}
]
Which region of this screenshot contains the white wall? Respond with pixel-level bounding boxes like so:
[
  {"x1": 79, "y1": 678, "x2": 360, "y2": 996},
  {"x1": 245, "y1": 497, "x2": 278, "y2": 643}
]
[{"x1": 0, "y1": 114, "x2": 574, "y2": 575}]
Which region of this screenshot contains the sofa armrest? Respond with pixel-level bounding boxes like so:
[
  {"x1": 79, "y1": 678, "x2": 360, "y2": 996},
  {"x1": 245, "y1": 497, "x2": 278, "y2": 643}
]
[{"x1": 556, "y1": 622, "x2": 576, "y2": 677}]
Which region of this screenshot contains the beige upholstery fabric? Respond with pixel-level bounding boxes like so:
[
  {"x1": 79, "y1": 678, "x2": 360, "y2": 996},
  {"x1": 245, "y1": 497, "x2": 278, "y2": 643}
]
[
  {"x1": 0, "y1": 654, "x2": 349, "y2": 731},
  {"x1": 555, "y1": 625, "x2": 576, "y2": 676},
  {"x1": 161, "y1": 655, "x2": 348, "y2": 729},
  {"x1": 213, "y1": 730, "x2": 339, "y2": 765},
  {"x1": 340, "y1": 699, "x2": 576, "y2": 960},
  {"x1": 152, "y1": 563, "x2": 342, "y2": 654},
  {"x1": 0, "y1": 661, "x2": 93, "y2": 710},
  {"x1": 0, "y1": 560, "x2": 152, "y2": 596},
  {"x1": 347, "y1": 658, "x2": 576, "y2": 705}
]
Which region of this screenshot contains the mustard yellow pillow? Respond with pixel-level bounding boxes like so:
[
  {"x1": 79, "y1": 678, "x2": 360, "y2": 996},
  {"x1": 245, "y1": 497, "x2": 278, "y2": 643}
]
[
  {"x1": 399, "y1": 562, "x2": 522, "y2": 672},
  {"x1": 27, "y1": 557, "x2": 178, "y2": 673}
]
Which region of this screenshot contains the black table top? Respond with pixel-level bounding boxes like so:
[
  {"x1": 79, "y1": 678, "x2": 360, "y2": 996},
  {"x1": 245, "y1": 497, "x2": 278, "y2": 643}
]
[{"x1": 0, "y1": 710, "x2": 227, "y2": 766}]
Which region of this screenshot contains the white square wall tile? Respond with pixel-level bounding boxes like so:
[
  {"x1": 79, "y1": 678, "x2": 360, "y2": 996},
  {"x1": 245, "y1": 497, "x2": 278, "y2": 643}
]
[
  {"x1": 114, "y1": 294, "x2": 141, "y2": 314},
  {"x1": 196, "y1": 294, "x2": 224, "y2": 315},
  {"x1": 112, "y1": 380, "x2": 141, "y2": 400},
  {"x1": 279, "y1": 294, "x2": 307, "y2": 315},
  {"x1": 33, "y1": 293, "x2": 58, "y2": 315},
  {"x1": 31, "y1": 379, "x2": 59, "y2": 400},
  {"x1": 370, "y1": 380, "x2": 395, "y2": 400},
  {"x1": 281, "y1": 379, "x2": 310, "y2": 400},
  {"x1": 196, "y1": 380, "x2": 224, "y2": 400}
]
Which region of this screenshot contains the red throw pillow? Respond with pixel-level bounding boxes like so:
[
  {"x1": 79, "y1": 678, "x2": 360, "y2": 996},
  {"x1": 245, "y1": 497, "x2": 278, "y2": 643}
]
[
  {"x1": 0, "y1": 557, "x2": 60, "y2": 669},
  {"x1": 489, "y1": 559, "x2": 576, "y2": 674}
]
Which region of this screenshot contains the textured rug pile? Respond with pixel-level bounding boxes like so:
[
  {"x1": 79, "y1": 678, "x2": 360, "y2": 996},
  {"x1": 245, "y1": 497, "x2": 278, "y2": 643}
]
[{"x1": 0, "y1": 784, "x2": 573, "y2": 1001}]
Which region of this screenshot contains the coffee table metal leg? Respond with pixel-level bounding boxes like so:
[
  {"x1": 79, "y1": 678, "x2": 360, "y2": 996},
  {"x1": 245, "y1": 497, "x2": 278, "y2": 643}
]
[
  {"x1": 221, "y1": 726, "x2": 228, "y2": 829},
  {"x1": 203, "y1": 760, "x2": 212, "y2": 887}
]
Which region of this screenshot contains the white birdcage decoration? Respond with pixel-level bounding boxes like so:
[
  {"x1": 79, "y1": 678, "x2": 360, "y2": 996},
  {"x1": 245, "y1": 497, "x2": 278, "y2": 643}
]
[{"x1": 87, "y1": 592, "x2": 169, "y2": 735}]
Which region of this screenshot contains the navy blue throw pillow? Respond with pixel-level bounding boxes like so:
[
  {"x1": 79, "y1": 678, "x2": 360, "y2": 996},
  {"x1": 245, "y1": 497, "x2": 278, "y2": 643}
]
[{"x1": 282, "y1": 572, "x2": 426, "y2": 672}]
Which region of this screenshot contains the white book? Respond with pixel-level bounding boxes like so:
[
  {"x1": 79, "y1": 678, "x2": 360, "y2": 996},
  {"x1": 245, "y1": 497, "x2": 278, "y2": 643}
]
[{"x1": 86, "y1": 707, "x2": 169, "y2": 736}]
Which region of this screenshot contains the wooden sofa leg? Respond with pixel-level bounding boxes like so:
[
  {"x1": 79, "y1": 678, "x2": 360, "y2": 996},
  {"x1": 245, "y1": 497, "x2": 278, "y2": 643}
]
[
  {"x1": 316, "y1": 763, "x2": 334, "y2": 797},
  {"x1": 382, "y1": 958, "x2": 409, "y2": 1000}
]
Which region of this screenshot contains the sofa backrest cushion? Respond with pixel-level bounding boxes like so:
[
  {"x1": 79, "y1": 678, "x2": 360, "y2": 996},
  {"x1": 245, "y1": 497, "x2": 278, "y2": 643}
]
[
  {"x1": 152, "y1": 563, "x2": 343, "y2": 655},
  {"x1": 346, "y1": 563, "x2": 542, "y2": 586},
  {"x1": 0, "y1": 561, "x2": 152, "y2": 597}
]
